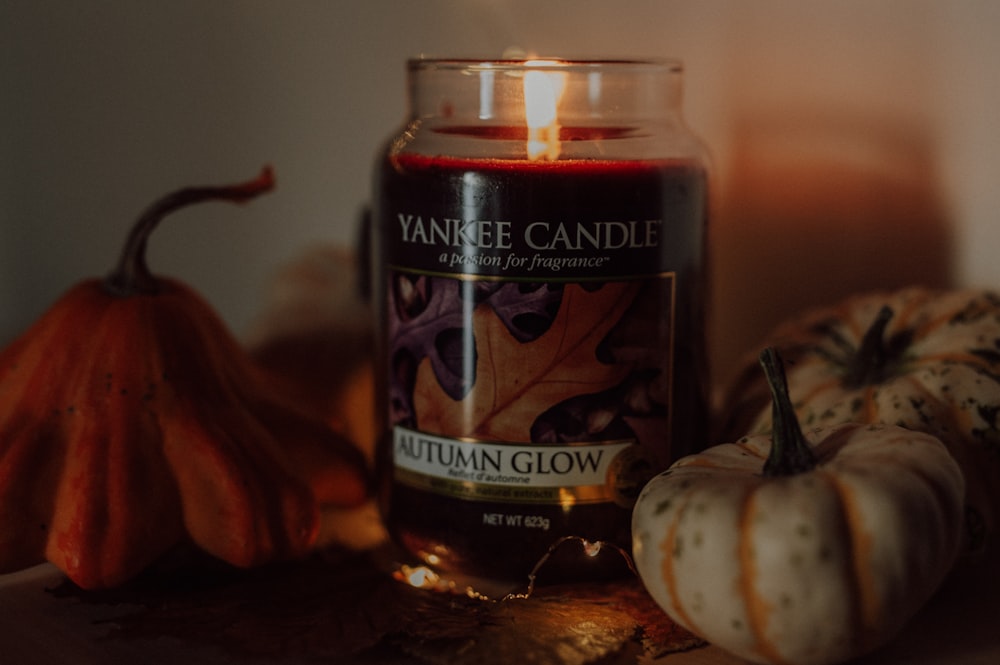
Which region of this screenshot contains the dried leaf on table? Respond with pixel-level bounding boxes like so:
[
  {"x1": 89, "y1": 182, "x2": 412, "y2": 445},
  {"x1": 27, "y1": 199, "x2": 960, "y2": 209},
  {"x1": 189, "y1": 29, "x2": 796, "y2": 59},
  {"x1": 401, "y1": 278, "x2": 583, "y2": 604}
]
[
  {"x1": 49, "y1": 548, "x2": 703, "y2": 664},
  {"x1": 392, "y1": 582, "x2": 698, "y2": 665}
]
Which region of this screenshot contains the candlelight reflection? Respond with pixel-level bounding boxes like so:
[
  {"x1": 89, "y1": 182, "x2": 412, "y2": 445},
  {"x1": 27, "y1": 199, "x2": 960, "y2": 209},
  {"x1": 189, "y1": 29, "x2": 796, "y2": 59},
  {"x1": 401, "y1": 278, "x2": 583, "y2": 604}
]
[
  {"x1": 403, "y1": 565, "x2": 439, "y2": 588},
  {"x1": 393, "y1": 564, "x2": 493, "y2": 600},
  {"x1": 523, "y1": 61, "x2": 566, "y2": 160},
  {"x1": 388, "y1": 536, "x2": 637, "y2": 604}
]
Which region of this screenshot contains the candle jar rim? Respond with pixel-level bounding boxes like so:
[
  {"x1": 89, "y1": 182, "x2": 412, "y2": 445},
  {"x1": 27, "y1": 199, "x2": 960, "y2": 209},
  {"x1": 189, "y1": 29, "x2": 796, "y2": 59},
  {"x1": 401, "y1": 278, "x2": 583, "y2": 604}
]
[
  {"x1": 406, "y1": 57, "x2": 684, "y2": 75},
  {"x1": 398, "y1": 54, "x2": 703, "y2": 162}
]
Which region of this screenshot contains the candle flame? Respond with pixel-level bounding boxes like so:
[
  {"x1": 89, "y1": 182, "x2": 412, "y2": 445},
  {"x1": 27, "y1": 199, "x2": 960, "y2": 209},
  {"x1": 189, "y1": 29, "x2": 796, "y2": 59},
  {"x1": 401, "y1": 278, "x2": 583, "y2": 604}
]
[{"x1": 523, "y1": 60, "x2": 566, "y2": 160}]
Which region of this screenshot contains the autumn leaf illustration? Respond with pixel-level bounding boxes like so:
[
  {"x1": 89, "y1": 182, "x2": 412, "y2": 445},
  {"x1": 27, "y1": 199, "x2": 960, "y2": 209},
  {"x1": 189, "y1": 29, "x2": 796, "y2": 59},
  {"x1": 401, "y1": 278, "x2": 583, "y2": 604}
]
[
  {"x1": 387, "y1": 277, "x2": 571, "y2": 428},
  {"x1": 532, "y1": 278, "x2": 676, "y2": 445},
  {"x1": 413, "y1": 282, "x2": 642, "y2": 441}
]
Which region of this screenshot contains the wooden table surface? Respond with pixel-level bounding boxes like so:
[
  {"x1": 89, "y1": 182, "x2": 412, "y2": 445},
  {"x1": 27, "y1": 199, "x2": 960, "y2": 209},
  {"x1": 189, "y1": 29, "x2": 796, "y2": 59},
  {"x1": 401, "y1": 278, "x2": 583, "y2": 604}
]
[{"x1": 1, "y1": 553, "x2": 997, "y2": 665}]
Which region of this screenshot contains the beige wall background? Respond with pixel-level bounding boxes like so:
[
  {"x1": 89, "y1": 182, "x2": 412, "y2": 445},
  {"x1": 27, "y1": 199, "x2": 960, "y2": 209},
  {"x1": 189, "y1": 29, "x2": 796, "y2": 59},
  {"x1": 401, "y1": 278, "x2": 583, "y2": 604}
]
[{"x1": 2, "y1": 0, "x2": 998, "y2": 388}]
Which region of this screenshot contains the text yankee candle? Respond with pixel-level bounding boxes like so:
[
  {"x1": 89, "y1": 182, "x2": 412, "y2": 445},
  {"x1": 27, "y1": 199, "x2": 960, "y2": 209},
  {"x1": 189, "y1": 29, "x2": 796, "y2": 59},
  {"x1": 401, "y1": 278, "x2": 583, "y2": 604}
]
[{"x1": 394, "y1": 214, "x2": 663, "y2": 272}]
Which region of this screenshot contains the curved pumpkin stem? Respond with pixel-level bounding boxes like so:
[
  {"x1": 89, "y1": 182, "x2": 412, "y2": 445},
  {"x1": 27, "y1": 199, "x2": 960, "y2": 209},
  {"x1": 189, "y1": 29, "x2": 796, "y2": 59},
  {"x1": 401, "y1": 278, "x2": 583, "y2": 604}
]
[
  {"x1": 104, "y1": 166, "x2": 276, "y2": 297},
  {"x1": 843, "y1": 305, "x2": 895, "y2": 389},
  {"x1": 759, "y1": 347, "x2": 817, "y2": 477}
]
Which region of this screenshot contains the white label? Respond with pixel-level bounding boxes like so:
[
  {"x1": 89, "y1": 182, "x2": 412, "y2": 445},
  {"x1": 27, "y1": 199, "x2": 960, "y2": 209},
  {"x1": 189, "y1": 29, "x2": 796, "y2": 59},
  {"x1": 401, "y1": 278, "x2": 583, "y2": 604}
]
[{"x1": 393, "y1": 426, "x2": 632, "y2": 489}]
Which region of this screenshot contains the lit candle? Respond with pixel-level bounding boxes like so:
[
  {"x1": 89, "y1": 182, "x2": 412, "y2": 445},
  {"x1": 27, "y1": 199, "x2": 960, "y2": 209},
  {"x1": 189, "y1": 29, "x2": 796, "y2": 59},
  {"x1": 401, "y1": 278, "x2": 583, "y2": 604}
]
[
  {"x1": 372, "y1": 58, "x2": 709, "y2": 586},
  {"x1": 523, "y1": 60, "x2": 566, "y2": 160}
]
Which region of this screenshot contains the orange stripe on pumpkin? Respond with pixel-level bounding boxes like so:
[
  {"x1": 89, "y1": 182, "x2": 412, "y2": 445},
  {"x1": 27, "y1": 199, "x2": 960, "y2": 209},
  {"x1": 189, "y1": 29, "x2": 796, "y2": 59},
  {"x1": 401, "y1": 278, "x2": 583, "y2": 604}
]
[
  {"x1": 907, "y1": 294, "x2": 976, "y2": 339},
  {"x1": 659, "y1": 487, "x2": 701, "y2": 634},
  {"x1": 914, "y1": 350, "x2": 996, "y2": 373},
  {"x1": 731, "y1": 439, "x2": 769, "y2": 459},
  {"x1": 861, "y1": 386, "x2": 880, "y2": 424},
  {"x1": 824, "y1": 470, "x2": 879, "y2": 648},
  {"x1": 797, "y1": 376, "x2": 842, "y2": 406},
  {"x1": 738, "y1": 486, "x2": 788, "y2": 665}
]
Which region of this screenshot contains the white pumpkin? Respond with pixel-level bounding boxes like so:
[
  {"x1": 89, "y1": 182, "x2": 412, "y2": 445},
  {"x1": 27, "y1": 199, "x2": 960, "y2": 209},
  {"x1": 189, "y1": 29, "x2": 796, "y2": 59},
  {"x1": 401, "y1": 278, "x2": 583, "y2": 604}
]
[{"x1": 632, "y1": 349, "x2": 965, "y2": 665}]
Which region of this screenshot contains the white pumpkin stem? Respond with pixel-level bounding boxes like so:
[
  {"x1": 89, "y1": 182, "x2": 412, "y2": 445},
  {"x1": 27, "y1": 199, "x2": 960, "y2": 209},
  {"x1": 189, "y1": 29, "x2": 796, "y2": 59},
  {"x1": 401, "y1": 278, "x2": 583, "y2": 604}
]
[
  {"x1": 104, "y1": 166, "x2": 275, "y2": 297},
  {"x1": 759, "y1": 347, "x2": 818, "y2": 477}
]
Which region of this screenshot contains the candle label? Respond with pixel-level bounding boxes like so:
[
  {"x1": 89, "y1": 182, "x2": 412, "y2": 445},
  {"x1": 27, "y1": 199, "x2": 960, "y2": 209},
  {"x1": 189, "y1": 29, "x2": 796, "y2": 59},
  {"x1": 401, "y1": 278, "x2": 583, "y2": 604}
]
[
  {"x1": 387, "y1": 269, "x2": 670, "y2": 507},
  {"x1": 393, "y1": 427, "x2": 638, "y2": 504},
  {"x1": 377, "y1": 155, "x2": 707, "y2": 574},
  {"x1": 386, "y1": 215, "x2": 679, "y2": 509}
]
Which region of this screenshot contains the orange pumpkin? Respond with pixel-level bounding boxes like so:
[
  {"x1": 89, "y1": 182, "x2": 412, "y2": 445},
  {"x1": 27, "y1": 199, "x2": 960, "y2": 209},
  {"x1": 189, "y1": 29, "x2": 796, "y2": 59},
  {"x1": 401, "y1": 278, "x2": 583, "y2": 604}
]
[
  {"x1": 719, "y1": 287, "x2": 1000, "y2": 556},
  {"x1": 0, "y1": 168, "x2": 370, "y2": 589}
]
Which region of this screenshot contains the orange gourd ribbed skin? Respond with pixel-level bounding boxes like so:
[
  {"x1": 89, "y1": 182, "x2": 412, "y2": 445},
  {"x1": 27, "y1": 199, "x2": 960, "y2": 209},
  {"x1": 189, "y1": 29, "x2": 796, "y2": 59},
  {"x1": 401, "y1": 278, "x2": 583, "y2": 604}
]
[
  {"x1": 0, "y1": 172, "x2": 372, "y2": 590},
  {"x1": 719, "y1": 287, "x2": 1000, "y2": 556}
]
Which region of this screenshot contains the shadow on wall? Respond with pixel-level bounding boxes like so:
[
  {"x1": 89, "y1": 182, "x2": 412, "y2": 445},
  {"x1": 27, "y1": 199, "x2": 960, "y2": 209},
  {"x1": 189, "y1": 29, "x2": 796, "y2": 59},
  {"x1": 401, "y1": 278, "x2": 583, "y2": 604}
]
[{"x1": 710, "y1": 109, "x2": 954, "y2": 390}]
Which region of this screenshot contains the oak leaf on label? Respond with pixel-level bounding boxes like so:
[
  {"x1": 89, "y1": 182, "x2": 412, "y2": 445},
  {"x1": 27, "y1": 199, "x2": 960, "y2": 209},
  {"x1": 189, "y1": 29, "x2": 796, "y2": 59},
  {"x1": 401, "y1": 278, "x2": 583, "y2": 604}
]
[{"x1": 413, "y1": 282, "x2": 641, "y2": 441}]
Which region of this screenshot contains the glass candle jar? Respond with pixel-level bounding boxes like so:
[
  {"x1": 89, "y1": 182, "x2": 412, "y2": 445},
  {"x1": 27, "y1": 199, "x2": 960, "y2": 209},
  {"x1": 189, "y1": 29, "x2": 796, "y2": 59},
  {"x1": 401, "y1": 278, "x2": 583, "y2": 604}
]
[{"x1": 371, "y1": 58, "x2": 709, "y2": 586}]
